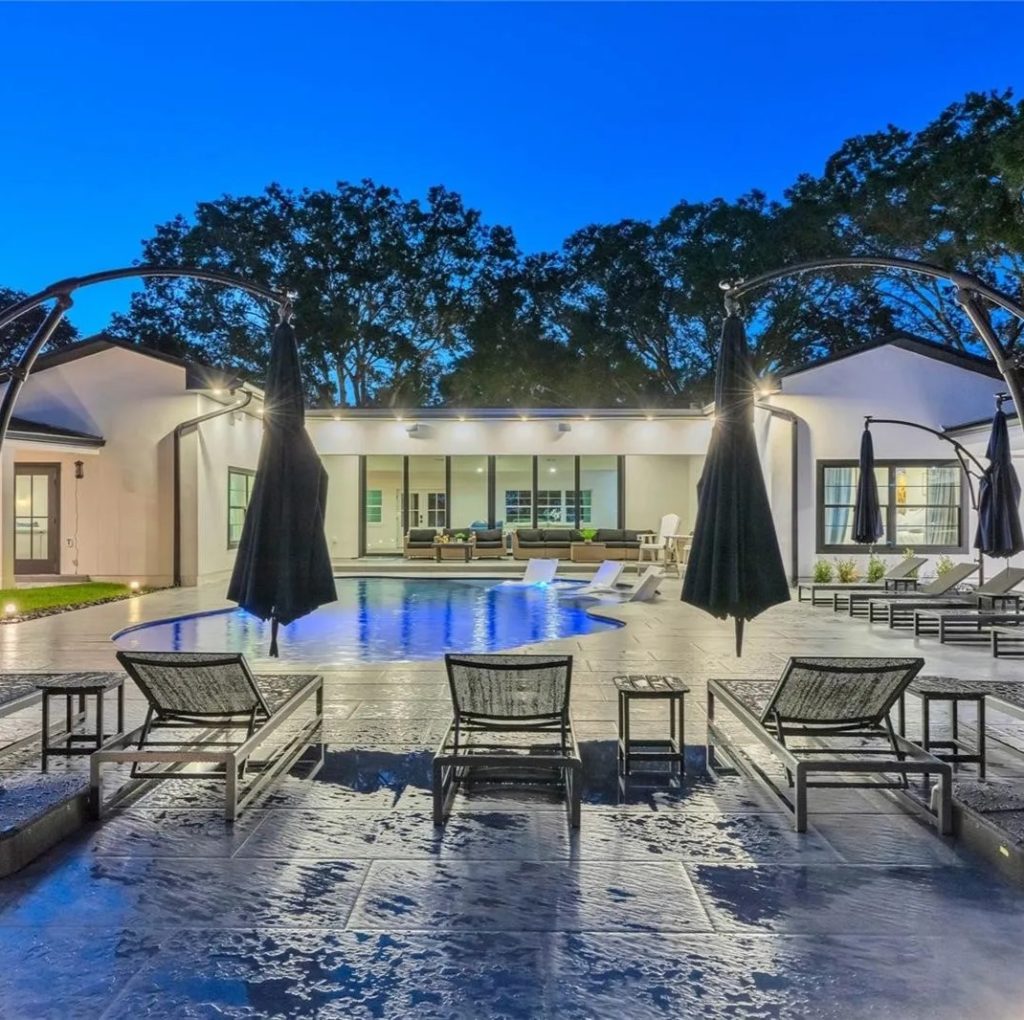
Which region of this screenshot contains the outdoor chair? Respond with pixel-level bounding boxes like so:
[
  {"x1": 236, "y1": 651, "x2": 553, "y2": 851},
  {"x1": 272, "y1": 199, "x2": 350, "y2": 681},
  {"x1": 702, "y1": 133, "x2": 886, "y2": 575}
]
[
  {"x1": 796, "y1": 555, "x2": 927, "y2": 607},
  {"x1": 636, "y1": 513, "x2": 682, "y2": 574},
  {"x1": 563, "y1": 559, "x2": 625, "y2": 596},
  {"x1": 707, "y1": 657, "x2": 952, "y2": 834},
  {"x1": 575, "y1": 566, "x2": 663, "y2": 603},
  {"x1": 91, "y1": 652, "x2": 323, "y2": 821},
  {"x1": 864, "y1": 565, "x2": 1023, "y2": 627},
  {"x1": 433, "y1": 653, "x2": 581, "y2": 827},
  {"x1": 498, "y1": 557, "x2": 558, "y2": 587},
  {"x1": 846, "y1": 561, "x2": 978, "y2": 618}
]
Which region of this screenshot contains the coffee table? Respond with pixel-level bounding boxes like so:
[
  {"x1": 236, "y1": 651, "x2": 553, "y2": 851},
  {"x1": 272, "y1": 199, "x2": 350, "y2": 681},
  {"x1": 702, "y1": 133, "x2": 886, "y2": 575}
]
[
  {"x1": 570, "y1": 542, "x2": 607, "y2": 563},
  {"x1": 435, "y1": 541, "x2": 473, "y2": 562}
]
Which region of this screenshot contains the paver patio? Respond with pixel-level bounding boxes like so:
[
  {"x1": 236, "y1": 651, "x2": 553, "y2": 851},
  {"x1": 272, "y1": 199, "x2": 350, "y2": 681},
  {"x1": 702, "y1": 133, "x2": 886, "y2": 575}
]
[{"x1": 2, "y1": 574, "x2": 1024, "y2": 1018}]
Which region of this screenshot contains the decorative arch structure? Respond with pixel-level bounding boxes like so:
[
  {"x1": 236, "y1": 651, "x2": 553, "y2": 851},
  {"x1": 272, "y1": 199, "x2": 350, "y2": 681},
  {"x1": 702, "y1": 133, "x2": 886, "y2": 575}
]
[
  {"x1": 0, "y1": 266, "x2": 287, "y2": 456},
  {"x1": 720, "y1": 255, "x2": 1024, "y2": 418}
]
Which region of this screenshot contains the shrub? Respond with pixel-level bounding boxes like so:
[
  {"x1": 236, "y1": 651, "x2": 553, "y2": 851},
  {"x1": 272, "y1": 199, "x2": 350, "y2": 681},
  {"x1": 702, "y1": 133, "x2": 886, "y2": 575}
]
[
  {"x1": 903, "y1": 547, "x2": 919, "y2": 578},
  {"x1": 813, "y1": 560, "x2": 834, "y2": 583},
  {"x1": 835, "y1": 558, "x2": 859, "y2": 583},
  {"x1": 866, "y1": 553, "x2": 887, "y2": 583},
  {"x1": 935, "y1": 555, "x2": 956, "y2": 576}
]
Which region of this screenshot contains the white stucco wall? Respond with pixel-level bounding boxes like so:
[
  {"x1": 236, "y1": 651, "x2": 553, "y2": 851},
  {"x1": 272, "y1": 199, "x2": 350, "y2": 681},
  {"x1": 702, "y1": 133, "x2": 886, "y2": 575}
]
[{"x1": 763, "y1": 345, "x2": 1007, "y2": 578}]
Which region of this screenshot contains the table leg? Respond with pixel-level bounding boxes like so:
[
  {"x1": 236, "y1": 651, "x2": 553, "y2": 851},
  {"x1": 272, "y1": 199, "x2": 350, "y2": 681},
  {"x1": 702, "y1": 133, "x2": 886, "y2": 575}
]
[
  {"x1": 922, "y1": 697, "x2": 931, "y2": 754},
  {"x1": 117, "y1": 683, "x2": 125, "y2": 735},
  {"x1": 623, "y1": 695, "x2": 631, "y2": 775},
  {"x1": 951, "y1": 699, "x2": 959, "y2": 755},
  {"x1": 617, "y1": 692, "x2": 624, "y2": 763},
  {"x1": 978, "y1": 697, "x2": 987, "y2": 780},
  {"x1": 96, "y1": 690, "x2": 105, "y2": 748},
  {"x1": 65, "y1": 693, "x2": 73, "y2": 738},
  {"x1": 678, "y1": 695, "x2": 686, "y2": 773},
  {"x1": 41, "y1": 692, "x2": 49, "y2": 773},
  {"x1": 897, "y1": 694, "x2": 906, "y2": 738}
]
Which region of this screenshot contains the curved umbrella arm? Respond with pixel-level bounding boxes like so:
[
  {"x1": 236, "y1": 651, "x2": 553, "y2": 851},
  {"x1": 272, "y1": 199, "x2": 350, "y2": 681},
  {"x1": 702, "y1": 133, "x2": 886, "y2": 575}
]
[
  {"x1": 865, "y1": 416, "x2": 986, "y2": 512},
  {"x1": 0, "y1": 265, "x2": 291, "y2": 463},
  {"x1": 719, "y1": 256, "x2": 1024, "y2": 423}
]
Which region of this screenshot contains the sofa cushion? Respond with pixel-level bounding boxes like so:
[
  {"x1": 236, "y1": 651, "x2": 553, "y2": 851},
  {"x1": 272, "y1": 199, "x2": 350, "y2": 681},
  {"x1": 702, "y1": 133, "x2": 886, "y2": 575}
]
[
  {"x1": 408, "y1": 529, "x2": 436, "y2": 543},
  {"x1": 569, "y1": 530, "x2": 584, "y2": 542},
  {"x1": 541, "y1": 529, "x2": 573, "y2": 544},
  {"x1": 517, "y1": 529, "x2": 541, "y2": 543},
  {"x1": 595, "y1": 528, "x2": 623, "y2": 542},
  {"x1": 517, "y1": 541, "x2": 546, "y2": 549},
  {"x1": 604, "y1": 541, "x2": 631, "y2": 549},
  {"x1": 476, "y1": 528, "x2": 503, "y2": 542},
  {"x1": 476, "y1": 541, "x2": 503, "y2": 549},
  {"x1": 622, "y1": 529, "x2": 642, "y2": 543}
]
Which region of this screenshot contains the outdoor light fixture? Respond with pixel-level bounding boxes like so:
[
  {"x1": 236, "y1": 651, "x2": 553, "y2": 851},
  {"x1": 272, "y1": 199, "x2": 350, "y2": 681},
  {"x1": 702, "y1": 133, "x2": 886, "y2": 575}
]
[
  {"x1": 646, "y1": 414, "x2": 655, "y2": 422},
  {"x1": 475, "y1": 467, "x2": 484, "y2": 473},
  {"x1": 4, "y1": 604, "x2": 16, "y2": 617},
  {"x1": 129, "y1": 581, "x2": 140, "y2": 592},
  {"x1": 213, "y1": 388, "x2": 224, "y2": 396},
  {"x1": 332, "y1": 415, "x2": 340, "y2": 421},
  {"x1": 557, "y1": 422, "x2": 572, "y2": 433},
  {"x1": 520, "y1": 415, "x2": 529, "y2": 422},
  {"x1": 458, "y1": 415, "x2": 466, "y2": 422},
  {"x1": 583, "y1": 415, "x2": 591, "y2": 421},
  {"x1": 395, "y1": 415, "x2": 404, "y2": 422},
  {"x1": 549, "y1": 466, "x2": 557, "y2": 473}
]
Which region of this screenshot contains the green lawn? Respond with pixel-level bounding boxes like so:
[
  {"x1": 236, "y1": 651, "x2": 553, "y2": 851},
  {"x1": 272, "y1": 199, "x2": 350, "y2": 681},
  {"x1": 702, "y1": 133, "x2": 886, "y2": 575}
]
[{"x1": 0, "y1": 582, "x2": 141, "y2": 617}]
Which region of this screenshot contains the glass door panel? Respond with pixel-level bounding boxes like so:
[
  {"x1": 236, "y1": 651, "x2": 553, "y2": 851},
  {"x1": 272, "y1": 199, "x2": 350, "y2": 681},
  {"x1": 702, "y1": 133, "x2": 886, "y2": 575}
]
[{"x1": 14, "y1": 465, "x2": 60, "y2": 574}]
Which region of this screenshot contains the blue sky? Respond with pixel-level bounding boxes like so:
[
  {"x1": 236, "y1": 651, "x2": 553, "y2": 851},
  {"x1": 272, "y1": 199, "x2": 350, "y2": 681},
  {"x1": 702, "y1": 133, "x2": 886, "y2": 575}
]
[{"x1": 2, "y1": 1, "x2": 1024, "y2": 334}]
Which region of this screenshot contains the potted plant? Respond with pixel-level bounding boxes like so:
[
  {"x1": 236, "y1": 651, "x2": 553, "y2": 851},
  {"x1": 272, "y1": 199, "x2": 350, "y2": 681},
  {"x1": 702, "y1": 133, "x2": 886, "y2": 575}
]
[
  {"x1": 580, "y1": 528, "x2": 598, "y2": 544},
  {"x1": 866, "y1": 552, "x2": 887, "y2": 583},
  {"x1": 835, "y1": 557, "x2": 859, "y2": 583},
  {"x1": 813, "y1": 560, "x2": 834, "y2": 583}
]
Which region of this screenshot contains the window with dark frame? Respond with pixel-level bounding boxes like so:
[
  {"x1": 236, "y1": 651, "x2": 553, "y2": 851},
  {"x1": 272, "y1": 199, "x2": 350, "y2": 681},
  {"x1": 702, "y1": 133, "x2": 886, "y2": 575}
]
[
  {"x1": 227, "y1": 468, "x2": 256, "y2": 548},
  {"x1": 817, "y1": 460, "x2": 964, "y2": 553},
  {"x1": 365, "y1": 488, "x2": 383, "y2": 525}
]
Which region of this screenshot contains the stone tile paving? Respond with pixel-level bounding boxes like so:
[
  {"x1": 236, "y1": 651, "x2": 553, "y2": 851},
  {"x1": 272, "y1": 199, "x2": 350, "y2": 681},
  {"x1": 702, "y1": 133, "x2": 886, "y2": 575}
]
[{"x1": 2, "y1": 576, "x2": 1024, "y2": 1016}]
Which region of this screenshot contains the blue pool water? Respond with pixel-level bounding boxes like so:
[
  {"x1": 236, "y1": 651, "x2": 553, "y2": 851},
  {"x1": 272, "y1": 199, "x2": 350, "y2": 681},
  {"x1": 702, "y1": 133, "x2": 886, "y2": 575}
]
[{"x1": 114, "y1": 577, "x2": 620, "y2": 663}]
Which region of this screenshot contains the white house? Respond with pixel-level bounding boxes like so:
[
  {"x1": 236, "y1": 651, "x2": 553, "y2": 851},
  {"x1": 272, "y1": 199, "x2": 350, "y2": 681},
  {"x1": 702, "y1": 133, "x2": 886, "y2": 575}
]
[{"x1": 0, "y1": 333, "x2": 1013, "y2": 588}]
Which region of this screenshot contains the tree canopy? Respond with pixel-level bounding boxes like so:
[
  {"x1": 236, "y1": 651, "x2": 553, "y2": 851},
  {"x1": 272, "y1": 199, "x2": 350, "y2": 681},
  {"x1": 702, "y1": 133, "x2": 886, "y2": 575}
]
[{"x1": 5, "y1": 88, "x2": 1020, "y2": 406}]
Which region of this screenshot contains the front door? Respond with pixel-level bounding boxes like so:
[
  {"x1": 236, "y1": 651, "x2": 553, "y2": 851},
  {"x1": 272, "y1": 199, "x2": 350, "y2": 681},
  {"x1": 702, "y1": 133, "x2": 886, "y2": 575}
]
[
  {"x1": 408, "y1": 490, "x2": 446, "y2": 528},
  {"x1": 14, "y1": 465, "x2": 60, "y2": 574}
]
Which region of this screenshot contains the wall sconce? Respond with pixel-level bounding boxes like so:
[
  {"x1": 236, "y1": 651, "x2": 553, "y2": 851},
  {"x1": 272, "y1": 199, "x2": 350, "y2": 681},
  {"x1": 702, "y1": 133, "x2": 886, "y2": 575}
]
[{"x1": 557, "y1": 422, "x2": 572, "y2": 433}]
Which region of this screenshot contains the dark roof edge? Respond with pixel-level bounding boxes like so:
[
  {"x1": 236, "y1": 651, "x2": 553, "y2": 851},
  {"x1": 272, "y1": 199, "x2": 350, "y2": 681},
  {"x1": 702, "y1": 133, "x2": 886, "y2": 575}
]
[
  {"x1": 945, "y1": 407, "x2": 1019, "y2": 436},
  {"x1": 778, "y1": 333, "x2": 1003, "y2": 382},
  {"x1": 6, "y1": 415, "x2": 105, "y2": 447}
]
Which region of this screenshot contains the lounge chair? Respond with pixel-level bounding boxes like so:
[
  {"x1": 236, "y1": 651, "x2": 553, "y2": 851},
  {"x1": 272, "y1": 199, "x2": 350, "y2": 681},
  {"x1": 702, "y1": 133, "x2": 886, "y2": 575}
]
[
  {"x1": 563, "y1": 559, "x2": 625, "y2": 597},
  {"x1": 433, "y1": 653, "x2": 581, "y2": 827},
  {"x1": 707, "y1": 656, "x2": 951, "y2": 834},
  {"x1": 91, "y1": 652, "x2": 323, "y2": 820},
  {"x1": 498, "y1": 557, "x2": 558, "y2": 587},
  {"x1": 865, "y1": 565, "x2": 1024, "y2": 627},
  {"x1": 913, "y1": 606, "x2": 1024, "y2": 644},
  {"x1": 575, "y1": 566, "x2": 663, "y2": 603},
  {"x1": 796, "y1": 555, "x2": 927, "y2": 608},
  {"x1": 846, "y1": 561, "x2": 978, "y2": 618}
]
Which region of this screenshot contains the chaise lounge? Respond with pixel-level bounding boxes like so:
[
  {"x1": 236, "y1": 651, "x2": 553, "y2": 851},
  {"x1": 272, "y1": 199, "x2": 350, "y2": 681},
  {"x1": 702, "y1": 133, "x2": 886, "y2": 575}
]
[
  {"x1": 707, "y1": 656, "x2": 952, "y2": 834},
  {"x1": 91, "y1": 652, "x2": 323, "y2": 821},
  {"x1": 796, "y1": 555, "x2": 927, "y2": 608},
  {"x1": 433, "y1": 653, "x2": 581, "y2": 828}
]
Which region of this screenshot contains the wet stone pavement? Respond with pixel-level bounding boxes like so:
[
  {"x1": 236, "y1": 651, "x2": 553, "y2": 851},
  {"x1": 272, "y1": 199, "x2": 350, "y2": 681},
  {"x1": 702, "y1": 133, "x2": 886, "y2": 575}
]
[{"x1": 2, "y1": 578, "x2": 1024, "y2": 1017}]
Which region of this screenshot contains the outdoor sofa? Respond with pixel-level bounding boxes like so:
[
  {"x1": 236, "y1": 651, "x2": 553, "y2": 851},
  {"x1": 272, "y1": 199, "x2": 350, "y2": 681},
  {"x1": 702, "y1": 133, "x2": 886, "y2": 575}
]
[
  {"x1": 404, "y1": 528, "x2": 506, "y2": 558},
  {"x1": 511, "y1": 528, "x2": 649, "y2": 560},
  {"x1": 706, "y1": 656, "x2": 952, "y2": 834},
  {"x1": 91, "y1": 652, "x2": 323, "y2": 821},
  {"x1": 433, "y1": 652, "x2": 581, "y2": 828}
]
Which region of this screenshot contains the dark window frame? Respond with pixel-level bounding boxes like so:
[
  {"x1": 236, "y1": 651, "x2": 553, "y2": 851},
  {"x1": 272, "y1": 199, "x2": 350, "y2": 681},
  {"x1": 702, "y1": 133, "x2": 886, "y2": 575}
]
[
  {"x1": 227, "y1": 466, "x2": 256, "y2": 549},
  {"x1": 816, "y1": 458, "x2": 967, "y2": 555}
]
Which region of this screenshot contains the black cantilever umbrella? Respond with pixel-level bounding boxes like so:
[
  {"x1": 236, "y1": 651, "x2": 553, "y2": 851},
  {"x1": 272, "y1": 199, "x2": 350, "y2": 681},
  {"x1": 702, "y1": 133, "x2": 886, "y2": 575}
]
[
  {"x1": 852, "y1": 425, "x2": 884, "y2": 545},
  {"x1": 974, "y1": 405, "x2": 1024, "y2": 560},
  {"x1": 681, "y1": 314, "x2": 790, "y2": 656},
  {"x1": 228, "y1": 319, "x2": 336, "y2": 656}
]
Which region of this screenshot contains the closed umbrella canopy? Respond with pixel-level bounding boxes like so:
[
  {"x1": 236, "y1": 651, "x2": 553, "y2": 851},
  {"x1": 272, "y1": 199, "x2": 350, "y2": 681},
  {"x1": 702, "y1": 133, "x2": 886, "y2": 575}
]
[
  {"x1": 681, "y1": 314, "x2": 790, "y2": 655},
  {"x1": 228, "y1": 319, "x2": 336, "y2": 655},
  {"x1": 852, "y1": 426, "x2": 884, "y2": 545},
  {"x1": 974, "y1": 406, "x2": 1024, "y2": 559}
]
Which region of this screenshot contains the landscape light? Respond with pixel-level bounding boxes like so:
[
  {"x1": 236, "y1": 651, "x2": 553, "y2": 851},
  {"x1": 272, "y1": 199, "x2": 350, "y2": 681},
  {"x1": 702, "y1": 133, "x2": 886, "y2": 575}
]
[
  {"x1": 332, "y1": 415, "x2": 341, "y2": 421},
  {"x1": 129, "y1": 580, "x2": 140, "y2": 592},
  {"x1": 395, "y1": 415, "x2": 404, "y2": 422},
  {"x1": 475, "y1": 467, "x2": 484, "y2": 473},
  {"x1": 458, "y1": 415, "x2": 466, "y2": 422},
  {"x1": 520, "y1": 415, "x2": 528, "y2": 422},
  {"x1": 646, "y1": 414, "x2": 654, "y2": 422},
  {"x1": 4, "y1": 604, "x2": 16, "y2": 617}
]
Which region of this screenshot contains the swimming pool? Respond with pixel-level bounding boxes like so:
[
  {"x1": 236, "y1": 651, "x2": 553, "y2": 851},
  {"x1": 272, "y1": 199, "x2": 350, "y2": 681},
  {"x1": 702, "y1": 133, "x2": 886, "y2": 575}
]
[{"x1": 114, "y1": 576, "x2": 620, "y2": 664}]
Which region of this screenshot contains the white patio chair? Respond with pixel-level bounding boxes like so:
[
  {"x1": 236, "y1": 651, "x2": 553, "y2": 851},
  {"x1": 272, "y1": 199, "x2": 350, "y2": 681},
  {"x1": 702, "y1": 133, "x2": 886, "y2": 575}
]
[
  {"x1": 636, "y1": 513, "x2": 681, "y2": 574},
  {"x1": 577, "y1": 567, "x2": 663, "y2": 603},
  {"x1": 562, "y1": 560, "x2": 624, "y2": 597}
]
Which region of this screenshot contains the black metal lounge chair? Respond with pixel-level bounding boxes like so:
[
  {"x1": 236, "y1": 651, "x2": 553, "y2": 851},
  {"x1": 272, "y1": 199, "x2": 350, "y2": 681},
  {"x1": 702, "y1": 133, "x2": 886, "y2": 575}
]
[
  {"x1": 796, "y1": 555, "x2": 927, "y2": 607},
  {"x1": 913, "y1": 607, "x2": 1024, "y2": 643},
  {"x1": 91, "y1": 652, "x2": 323, "y2": 820},
  {"x1": 707, "y1": 657, "x2": 952, "y2": 834},
  {"x1": 433, "y1": 653, "x2": 581, "y2": 828},
  {"x1": 866, "y1": 566, "x2": 1024, "y2": 627},
  {"x1": 846, "y1": 561, "x2": 979, "y2": 619}
]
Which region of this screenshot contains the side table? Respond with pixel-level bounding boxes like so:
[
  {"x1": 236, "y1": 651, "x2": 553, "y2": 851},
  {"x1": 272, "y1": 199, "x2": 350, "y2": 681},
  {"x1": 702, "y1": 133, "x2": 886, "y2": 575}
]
[
  {"x1": 614, "y1": 674, "x2": 689, "y2": 774},
  {"x1": 896, "y1": 675, "x2": 987, "y2": 778},
  {"x1": 435, "y1": 542, "x2": 473, "y2": 563},
  {"x1": 35, "y1": 672, "x2": 126, "y2": 772}
]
